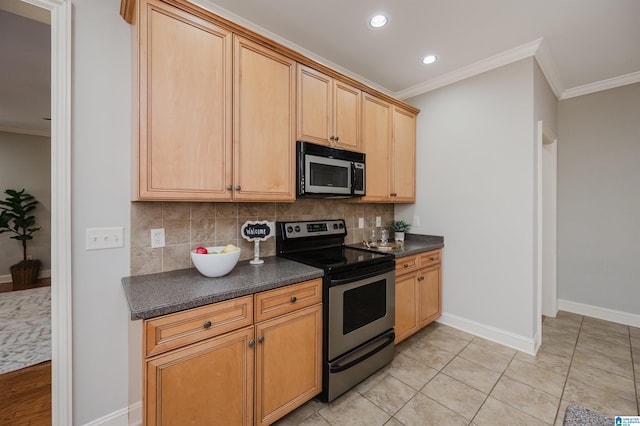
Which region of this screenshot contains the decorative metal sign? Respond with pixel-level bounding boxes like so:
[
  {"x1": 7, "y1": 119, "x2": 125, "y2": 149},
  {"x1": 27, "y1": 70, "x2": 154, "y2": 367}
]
[
  {"x1": 241, "y1": 221, "x2": 273, "y2": 241},
  {"x1": 241, "y1": 221, "x2": 274, "y2": 265}
]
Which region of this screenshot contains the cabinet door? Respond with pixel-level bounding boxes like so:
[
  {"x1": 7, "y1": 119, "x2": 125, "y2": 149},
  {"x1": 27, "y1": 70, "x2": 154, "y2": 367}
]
[
  {"x1": 254, "y1": 304, "x2": 322, "y2": 426},
  {"x1": 297, "y1": 65, "x2": 332, "y2": 146},
  {"x1": 137, "y1": 0, "x2": 233, "y2": 201},
  {"x1": 394, "y1": 272, "x2": 419, "y2": 344},
  {"x1": 392, "y1": 106, "x2": 416, "y2": 202},
  {"x1": 145, "y1": 326, "x2": 254, "y2": 426},
  {"x1": 361, "y1": 93, "x2": 392, "y2": 202},
  {"x1": 233, "y1": 36, "x2": 296, "y2": 201},
  {"x1": 418, "y1": 264, "x2": 442, "y2": 328},
  {"x1": 333, "y1": 80, "x2": 361, "y2": 151}
]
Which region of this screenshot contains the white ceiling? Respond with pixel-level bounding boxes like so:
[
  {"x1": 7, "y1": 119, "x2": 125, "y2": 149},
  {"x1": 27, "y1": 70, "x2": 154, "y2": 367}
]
[
  {"x1": 199, "y1": 0, "x2": 640, "y2": 99},
  {"x1": 1, "y1": 0, "x2": 639, "y2": 134}
]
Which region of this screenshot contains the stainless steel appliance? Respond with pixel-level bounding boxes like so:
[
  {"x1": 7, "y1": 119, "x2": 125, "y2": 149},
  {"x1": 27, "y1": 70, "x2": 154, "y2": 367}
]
[
  {"x1": 276, "y1": 219, "x2": 395, "y2": 401},
  {"x1": 296, "y1": 141, "x2": 365, "y2": 198}
]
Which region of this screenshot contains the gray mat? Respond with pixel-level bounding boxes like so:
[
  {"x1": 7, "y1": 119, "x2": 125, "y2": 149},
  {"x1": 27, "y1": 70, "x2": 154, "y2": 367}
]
[
  {"x1": 564, "y1": 404, "x2": 614, "y2": 426},
  {"x1": 0, "y1": 287, "x2": 51, "y2": 374}
]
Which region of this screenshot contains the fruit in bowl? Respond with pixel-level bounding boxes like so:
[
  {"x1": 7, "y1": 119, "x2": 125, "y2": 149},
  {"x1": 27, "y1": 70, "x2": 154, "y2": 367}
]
[{"x1": 191, "y1": 245, "x2": 241, "y2": 277}]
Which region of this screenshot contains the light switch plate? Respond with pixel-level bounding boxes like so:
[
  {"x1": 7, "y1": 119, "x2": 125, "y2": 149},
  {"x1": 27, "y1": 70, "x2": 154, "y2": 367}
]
[
  {"x1": 375, "y1": 216, "x2": 381, "y2": 227},
  {"x1": 358, "y1": 218, "x2": 364, "y2": 228},
  {"x1": 86, "y1": 227, "x2": 124, "y2": 250}
]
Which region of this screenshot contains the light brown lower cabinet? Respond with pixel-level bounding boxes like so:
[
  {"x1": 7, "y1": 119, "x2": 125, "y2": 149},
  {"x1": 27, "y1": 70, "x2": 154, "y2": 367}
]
[
  {"x1": 394, "y1": 249, "x2": 442, "y2": 344},
  {"x1": 143, "y1": 279, "x2": 323, "y2": 426}
]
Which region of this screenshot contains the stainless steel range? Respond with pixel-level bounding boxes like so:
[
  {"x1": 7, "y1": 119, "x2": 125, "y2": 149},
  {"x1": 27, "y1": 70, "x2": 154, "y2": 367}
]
[{"x1": 276, "y1": 219, "x2": 396, "y2": 402}]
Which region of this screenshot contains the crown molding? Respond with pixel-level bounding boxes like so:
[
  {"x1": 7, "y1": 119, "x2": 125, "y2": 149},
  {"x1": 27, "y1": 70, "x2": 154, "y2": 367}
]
[
  {"x1": 395, "y1": 39, "x2": 544, "y2": 100},
  {"x1": 0, "y1": 126, "x2": 51, "y2": 137},
  {"x1": 560, "y1": 71, "x2": 640, "y2": 100},
  {"x1": 533, "y1": 39, "x2": 564, "y2": 98}
]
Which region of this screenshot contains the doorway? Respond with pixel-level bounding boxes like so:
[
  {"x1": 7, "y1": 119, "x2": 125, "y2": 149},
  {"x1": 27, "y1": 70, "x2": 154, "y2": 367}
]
[
  {"x1": 535, "y1": 120, "x2": 558, "y2": 348},
  {"x1": 7, "y1": 0, "x2": 73, "y2": 425}
]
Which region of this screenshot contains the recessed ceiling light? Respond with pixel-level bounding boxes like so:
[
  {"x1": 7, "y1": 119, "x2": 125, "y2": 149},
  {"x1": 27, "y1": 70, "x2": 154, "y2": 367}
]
[
  {"x1": 369, "y1": 15, "x2": 388, "y2": 28},
  {"x1": 421, "y1": 55, "x2": 438, "y2": 65}
]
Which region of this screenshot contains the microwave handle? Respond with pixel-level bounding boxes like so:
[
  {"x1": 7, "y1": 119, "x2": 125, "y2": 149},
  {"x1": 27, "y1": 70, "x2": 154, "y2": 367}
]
[{"x1": 350, "y1": 162, "x2": 356, "y2": 196}]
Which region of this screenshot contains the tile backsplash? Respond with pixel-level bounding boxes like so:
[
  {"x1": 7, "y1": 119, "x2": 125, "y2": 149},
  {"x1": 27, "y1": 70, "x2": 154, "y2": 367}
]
[{"x1": 130, "y1": 199, "x2": 394, "y2": 276}]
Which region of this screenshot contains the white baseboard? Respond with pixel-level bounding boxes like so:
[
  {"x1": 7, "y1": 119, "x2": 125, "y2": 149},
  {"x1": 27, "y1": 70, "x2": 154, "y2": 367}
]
[
  {"x1": 81, "y1": 402, "x2": 141, "y2": 426},
  {"x1": 557, "y1": 299, "x2": 640, "y2": 328},
  {"x1": 437, "y1": 312, "x2": 538, "y2": 355},
  {"x1": 0, "y1": 269, "x2": 52, "y2": 284}
]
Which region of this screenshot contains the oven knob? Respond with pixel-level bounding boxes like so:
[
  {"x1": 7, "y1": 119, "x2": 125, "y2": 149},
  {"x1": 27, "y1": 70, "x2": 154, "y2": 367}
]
[
  {"x1": 286, "y1": 226, "x2": 293, "y2": 233},
  {"x1": 338, "y1": 223, "x2": 344, "y2": 229},
  {"x1": 333, "y1": 223, "x2": 338, "y2": 229},
  {"x1": 294, "y1": 226, "x2": 301, "y2": 232}
]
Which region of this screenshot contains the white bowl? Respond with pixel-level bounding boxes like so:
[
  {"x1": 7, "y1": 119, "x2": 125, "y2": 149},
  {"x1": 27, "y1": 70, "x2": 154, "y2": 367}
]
[{"x1": 191, "y1": 246, "x2": 241, "y2": 277}]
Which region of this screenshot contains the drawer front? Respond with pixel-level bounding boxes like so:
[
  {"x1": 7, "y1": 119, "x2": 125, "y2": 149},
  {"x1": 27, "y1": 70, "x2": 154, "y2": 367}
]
[
  {"x1": 145, "y1": 295, "x2": 253, "y2": 357},
  {"x1": 255, "y1": 278, "x2": 322, "y2": 323},
  {"x1": 419, "y1": 249, "x2": 441, "y2": 267},
  {"x1": 396, "y1": 255, "x2": 419, "y2": 274}
]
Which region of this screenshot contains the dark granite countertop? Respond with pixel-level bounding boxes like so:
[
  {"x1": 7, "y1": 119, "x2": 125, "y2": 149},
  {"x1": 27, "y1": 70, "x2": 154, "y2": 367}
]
[
  {"x1": 122, "y1": 256, "x2": 324, "y2": 320},
  {"x1": 349, "y1": 234, "x2": 444, "y2": 258}
]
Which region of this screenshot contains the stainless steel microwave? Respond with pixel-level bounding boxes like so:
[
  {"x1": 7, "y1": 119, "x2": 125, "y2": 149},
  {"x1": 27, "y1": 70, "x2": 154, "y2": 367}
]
[{"x1": 296, "y1": 141, "x2": 365, "y2": 198}]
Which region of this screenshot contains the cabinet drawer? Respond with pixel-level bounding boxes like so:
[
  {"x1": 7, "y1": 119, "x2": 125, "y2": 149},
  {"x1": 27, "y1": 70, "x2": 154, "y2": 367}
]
[
  {"x1": 144, "y1": 295, "x2": 253, "y2": 357},
  {"x1": 255, "y1": 279, "x2": 322, "y2": 323},
  {"x1": 396, "y1": 255, "x2": 419, "y2": 274},
  {"x1": 419, "y1": 249, "x2": 441, "y2": 267}
]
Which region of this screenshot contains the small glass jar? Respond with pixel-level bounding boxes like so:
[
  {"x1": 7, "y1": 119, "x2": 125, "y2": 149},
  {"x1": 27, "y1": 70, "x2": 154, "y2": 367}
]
[
  {"x1": 380, "y1": 229, "x2": 388, "y2": 246},
  {"x1": 370, "y1": 228, "x2": 377, "y2": 244}
]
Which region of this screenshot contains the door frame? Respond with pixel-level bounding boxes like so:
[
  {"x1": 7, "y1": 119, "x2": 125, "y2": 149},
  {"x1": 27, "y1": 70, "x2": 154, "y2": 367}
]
[
  {"x1": 19, "y1": 0, "x2": 73, "y2": 424},
  {"x1": 535, "y1": 120, "x2": 558, "y2": 347}
]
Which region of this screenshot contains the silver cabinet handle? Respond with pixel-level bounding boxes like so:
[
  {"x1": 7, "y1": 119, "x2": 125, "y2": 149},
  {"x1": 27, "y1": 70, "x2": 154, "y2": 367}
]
[
  {"x1": 258, "y1": 336, "x2": 264, "y2": 344},
  {"x1": 235, "y1": 185, "x2": 241, "y2": 190},
  {"x1": 226, "y1": 184, "x2": 232, "y2": 190},
  {"x1": 248, "y1": 340, "x2": 255, "y2": 348}
]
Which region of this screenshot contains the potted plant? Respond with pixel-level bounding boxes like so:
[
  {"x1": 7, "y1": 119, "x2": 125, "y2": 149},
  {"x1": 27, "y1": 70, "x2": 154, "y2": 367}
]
[
  {"x1": 389, "y1": 220, "x2": 411, "y2": 243},
  {"x1": 0, "y1": 189, "x2": 42, "y2": 286}
]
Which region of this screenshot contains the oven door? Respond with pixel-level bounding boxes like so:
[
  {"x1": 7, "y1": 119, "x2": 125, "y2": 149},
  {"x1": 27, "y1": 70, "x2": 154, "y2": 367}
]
[
  {"x1": 327, "y1": 266, "x2": 395, "y2": 361},
  {"x1": 304, "y1": 154, "x2": 352, "y2": 196}
]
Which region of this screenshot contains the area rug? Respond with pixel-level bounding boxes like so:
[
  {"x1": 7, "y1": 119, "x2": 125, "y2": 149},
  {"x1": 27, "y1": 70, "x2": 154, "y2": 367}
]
[
  {"x1": 0, "y1": 286, "x2": 51, "y2": 375},
  {"x1": 564, "y1": 404, "x2": 614, "y2": 426}
]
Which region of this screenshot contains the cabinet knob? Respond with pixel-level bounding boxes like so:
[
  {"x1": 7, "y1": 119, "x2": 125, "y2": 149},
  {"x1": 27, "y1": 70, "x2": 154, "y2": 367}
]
[
  {"x1": 335, "y1": 136, "x2": 339, "y2": 141},
  {"x1": 203, "y1": 320, "x2": 212, "y2": 329},
  {"x1": 290, "y1": 296, "x2": 297, "y2": 303},
  {"x1": 248, "y1": 340, "x2": 255, "y2": 348},
  {"x1": 429, "y1": 257, "x2": 435, "y2": 261},
  {"x1": 390, "y1": 192, "x2": 397, "y2": 196},
  {"x1": 226, "y1": 184, "x2": 232, "y2": 190},
  {"x1": 330, "y1": 136, "x2": 335, "y2": 140},
  {"x1": 236, "y1": 185, "x2": 241, "y2": 190},
  {"x1": 417, "y1": 276, "x2": 425, "y2": 281},
  {"x1": 258, "y1": 336, "x2": 264, "y2": 344},
  {"x1": 403, "y1": 263, "x2": 409, "y2": 268}
]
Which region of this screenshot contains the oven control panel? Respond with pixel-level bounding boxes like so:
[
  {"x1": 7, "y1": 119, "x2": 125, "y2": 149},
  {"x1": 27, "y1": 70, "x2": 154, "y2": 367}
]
[{"x1": 280, "y1": 219, "x2": 346, "y2": 239}]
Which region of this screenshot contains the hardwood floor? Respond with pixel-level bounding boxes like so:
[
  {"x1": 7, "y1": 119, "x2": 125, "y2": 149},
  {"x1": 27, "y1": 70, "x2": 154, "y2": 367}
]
[
  {"x1": 0, "y1": 277, "x2": 52, "y2": 425},
  {"x1": 0, "y1": 362, "x2": 51, "y2": 426}
]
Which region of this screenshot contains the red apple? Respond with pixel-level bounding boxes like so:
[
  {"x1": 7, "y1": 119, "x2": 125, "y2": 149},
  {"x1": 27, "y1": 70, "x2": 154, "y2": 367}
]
[{"x1": 194, "y1": 246, "x2": 208, "y2": 254}]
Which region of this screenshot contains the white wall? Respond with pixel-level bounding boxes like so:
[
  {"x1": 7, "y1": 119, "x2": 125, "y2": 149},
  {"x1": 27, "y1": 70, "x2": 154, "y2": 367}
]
[
  {"x1": 397, "y1": 58, "x2": 538, "y2": 352},
  {"x1": 557, "y1": 83, "x2": 640, "y2": 316},
  {"x1": 0, "y1": 131, "x2": 51, "y2": 279},
  {"x1": 71, "y1": 0, "x2": 132, "y2": 424}
]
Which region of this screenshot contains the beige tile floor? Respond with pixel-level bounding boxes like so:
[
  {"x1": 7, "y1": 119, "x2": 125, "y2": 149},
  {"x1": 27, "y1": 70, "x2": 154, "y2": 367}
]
[{"x1": 274, "y1": 311, "x2": 640, "y2": 426}]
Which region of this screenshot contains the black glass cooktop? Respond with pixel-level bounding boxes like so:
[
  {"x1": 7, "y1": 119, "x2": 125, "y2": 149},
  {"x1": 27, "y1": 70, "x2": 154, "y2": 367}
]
[{"x1": 282, "y1": 246, "x2": 392, "y2": 272}]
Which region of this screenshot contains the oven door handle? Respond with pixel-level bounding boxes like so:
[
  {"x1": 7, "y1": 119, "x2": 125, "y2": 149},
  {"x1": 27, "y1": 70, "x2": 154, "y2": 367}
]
[
  {"x1": 330, "y1": 266, "x2": 394, "y2": 286},
  {"x1": 329, "y1": 331, "x2": 395, "y2": 374}
]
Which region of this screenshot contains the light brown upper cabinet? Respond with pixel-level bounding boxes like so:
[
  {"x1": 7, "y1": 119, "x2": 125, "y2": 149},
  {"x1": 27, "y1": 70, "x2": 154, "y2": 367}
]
[
  {"x1": 232, "y1": 36, "x2": 296, "y2": 201},
  {"x1": 360, "y1": 93, "x2": 416, "y2": 203},
  {"x1": 297, "y1": 65, "x2": 361, "y2": 151},
  {"x1": 391, "y1": 106, "x2": 417, "y2": 202},
  {"x1": 134, "y1": 0, "x2": 295, "y2": 201}
]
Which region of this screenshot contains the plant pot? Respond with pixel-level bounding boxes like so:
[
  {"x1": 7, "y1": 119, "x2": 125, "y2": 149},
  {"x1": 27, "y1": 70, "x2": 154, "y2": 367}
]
[
  {"x1": 10, "y1": 259, "x2": 41, "y2": 287},
  {"x1": 394, "y1": 231, "x2": 405, "y2": 243}
]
